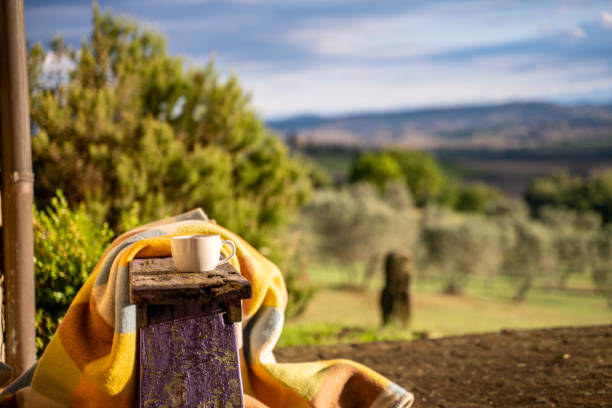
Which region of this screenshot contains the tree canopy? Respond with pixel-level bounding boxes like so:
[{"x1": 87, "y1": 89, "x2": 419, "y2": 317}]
[
  {"x1": 348, "y1": 150, "x2": 444, "y2": 205},
  {"x1": 387, "y1": 150, "x2": 445, "y2": 206},
  {"x1": 28, "y1": 5, "x2": 311, "y2": 248},
  {"x1": 348, "y1": 152, "x2": 402, "y2": 193},
  {"x1": 348, "y1": 149, "x2": 501, "y2": 212},
  {"x1": 525, "y1": 170, "x2": 612, "y2": 224}
]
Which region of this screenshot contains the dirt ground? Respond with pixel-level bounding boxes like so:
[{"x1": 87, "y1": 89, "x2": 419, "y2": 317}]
[{"x1": 275, "y1": 325, "x2": 612, "y2": 408}]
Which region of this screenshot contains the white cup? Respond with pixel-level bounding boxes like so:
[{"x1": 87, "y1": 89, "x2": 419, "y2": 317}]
[{"x1": 171, "y1": 234, "x2": 236, "y2": 272}]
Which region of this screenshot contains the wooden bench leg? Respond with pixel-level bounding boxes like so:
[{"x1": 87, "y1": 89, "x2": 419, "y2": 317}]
[{"x1": 139, "y1": 304, "x2": 244, "y2": 407}]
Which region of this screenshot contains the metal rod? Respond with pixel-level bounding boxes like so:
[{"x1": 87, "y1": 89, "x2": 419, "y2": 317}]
[{"x1": 0, "y1": 0, "x2": 37, "y2": 376}]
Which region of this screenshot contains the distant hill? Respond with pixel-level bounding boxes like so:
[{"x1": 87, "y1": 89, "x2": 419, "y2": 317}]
[{"x1": 268, "y1": 102, "x2": 612, "y2": 150}]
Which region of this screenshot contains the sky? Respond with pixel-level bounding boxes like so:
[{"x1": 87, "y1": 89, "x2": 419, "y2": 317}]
[{"x1": 24, "y1": 0, "x2": 612, "y2": 119}]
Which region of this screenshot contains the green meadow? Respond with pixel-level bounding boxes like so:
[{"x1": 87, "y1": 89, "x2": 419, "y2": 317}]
[{"x1": 278, "y1": 264, "x2": 612, "y2": 347}]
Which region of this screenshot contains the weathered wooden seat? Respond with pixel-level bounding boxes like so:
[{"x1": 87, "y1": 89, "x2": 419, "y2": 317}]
[{"x1": 129, "y1": 257, "x2": 252, "y2": 407}]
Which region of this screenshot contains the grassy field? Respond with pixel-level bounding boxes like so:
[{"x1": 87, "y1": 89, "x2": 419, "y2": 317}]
[{"x1": 278, "y1": 264, "x2": 612, "y2": 347}]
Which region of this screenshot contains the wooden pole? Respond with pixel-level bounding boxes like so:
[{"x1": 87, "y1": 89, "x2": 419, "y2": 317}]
[{"x1": 0, "y1": 0, "x2": 37, "y2": 376}]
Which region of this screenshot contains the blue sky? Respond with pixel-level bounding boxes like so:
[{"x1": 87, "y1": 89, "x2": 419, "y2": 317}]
[{"x1": 24, "y1": 0, "x2": 612, "y2": 119}]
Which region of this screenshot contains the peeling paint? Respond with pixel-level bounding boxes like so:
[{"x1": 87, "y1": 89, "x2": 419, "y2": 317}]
[{"x1": 140, "y1": 306, "x2": 243, "y2": 407}]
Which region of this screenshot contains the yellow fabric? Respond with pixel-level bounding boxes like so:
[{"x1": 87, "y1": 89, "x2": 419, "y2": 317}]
[{"x1": 19, "y1": 211, "x2": 413, "y2": 407}]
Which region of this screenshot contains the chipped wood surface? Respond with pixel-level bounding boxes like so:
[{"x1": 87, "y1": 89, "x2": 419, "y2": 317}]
[
  {"x1": 129, "y1": 257, "x2": 251, "y2": 306},
  {"x1": 140, "y1": 309, "x2": 243, "y2": 407}
]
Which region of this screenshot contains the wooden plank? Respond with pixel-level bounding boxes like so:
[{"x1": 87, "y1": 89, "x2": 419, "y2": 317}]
[
  {"x1": 140, "y1": 309, "x2": 243, "y2": 407},
  {"x1": 129, "y1": 257, "x2": 251, "y2": 306}
]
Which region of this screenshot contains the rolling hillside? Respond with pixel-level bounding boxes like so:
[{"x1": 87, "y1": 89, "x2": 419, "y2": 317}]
[{"x1": 268, "y1": 102, "x2": 612, "y2": 151}]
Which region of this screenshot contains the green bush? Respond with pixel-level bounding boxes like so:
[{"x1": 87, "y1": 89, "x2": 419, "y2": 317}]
[
  {"x1": 525, "y1": 169, "x2": 612, "y2": 224},
  {"x1": 388, "y1": 150, "x2": 445, "y2": 206},
  {"x1": 34, "y1": 190, "x2": 114, "y2": 353},
  {"x1": 349, "y1": 152, "x2": 403, "y2": 193},
  {"x1": 455, "y1": 182, "x2": 501, "y2": 213},
  {"x1": 349, "y1": 149, "x2": 500, "y2": 213},
  {"x1": 348, "y1": 150, "x2": 446, "y2": 205}
]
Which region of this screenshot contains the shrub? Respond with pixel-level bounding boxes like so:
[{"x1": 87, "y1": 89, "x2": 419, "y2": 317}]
[
  {"x1": 525, "y1": 169, "x2": 612, "y2": 224},
  {"x1": 349, "y1": 152, "x2": 403, "y2": 193},
  {"x1": 388, "y1": 150, "x2": 445, "y2": 206},
  {"x1": 34, "y1": 190, "x2": 114, "y2": 353},
  {"x1": 454, "y1": 182, "x2": 501, "y2": 213}
]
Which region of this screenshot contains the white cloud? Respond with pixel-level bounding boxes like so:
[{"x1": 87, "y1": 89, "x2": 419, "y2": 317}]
[
  {"x1": 571, "y1": 25, "x2": 587, "y2": 38},
  {"x1": 602, "y1": 11, "x2": 612, "y2": 28},
  {"x1": 283, "y1": 10, "x2": 542, "y2": 61},
  {"x1": 235, "y1": 56, "x2": 612, "y2": 118}
]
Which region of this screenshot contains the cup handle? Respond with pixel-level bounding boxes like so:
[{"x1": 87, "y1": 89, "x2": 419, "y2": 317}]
[{"x1": 218, "y1": 240, "x2": 236, "y2": 265}]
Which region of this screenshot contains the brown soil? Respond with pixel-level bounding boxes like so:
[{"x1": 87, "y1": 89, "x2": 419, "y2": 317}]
[{"x1": 275, "y1": 325, "x2": 612, "y2": 408}]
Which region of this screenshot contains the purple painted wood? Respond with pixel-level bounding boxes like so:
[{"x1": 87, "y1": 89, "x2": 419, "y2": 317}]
[
  {"x1": 129, "y1": 258, "x2": 252, "y2": 408},
  {"x1": 140, "y1": 307, "x2": 243, "y2": 407}
]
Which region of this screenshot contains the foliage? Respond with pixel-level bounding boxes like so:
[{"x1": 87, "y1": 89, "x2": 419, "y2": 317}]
[
  {"x1": 420, "y1": 210, "x2": 502, "y2": 294},
  {"x1": 278, "y1": 323, "x2": 413, "y2": 347},
  {"x1": 499, "y1": 218, "x2": 556, "y2": 302},
  {"x1": 591, "y1": 226, "x2": 612, "y2": 308},
  {"x1": 539, "y1": 207, "x2": 600, "y2": 286},
  {"x1": 525, "y1": 169, "x2": 612, "y2": 224},
  {"x1": 587, "y1": 169, "x2": 612, "y2": 225},
  {"x1": 348, "y1": 149, "x2": 445, "y2": 205},
  {"x1": 302, "y1": 183, "x2": 417, "y2": 277},
  {"x1": 34, "y1": 191, "x2": 114, "y2": 353},
  {"x1": 435, "y1": 177, "x2": 461, "y2": 209},
  {"x1": 348, "y1": 149, "x2": 500, "y2": 212},
  {"x1": 383, "y1": 180, "x2": 414, "y2": 210},
  {"x1": 306, "y1": 159, "x2": 333, "y2": 189},
  {"x1": 348, "y1": 152, "x2": 403, "y2": 193},
  {"x1": 28, "y1": 5, "x2": 311, "y2": 249},
  {"x1": 388, "y1": 150, "x2": 445, "y2": 206},
  {"x1": 455, "y1": 182, "x2": 501, "y2": 213},
  {"x1": 525, "y1": 171, "x2": 580, "y2": 214}
]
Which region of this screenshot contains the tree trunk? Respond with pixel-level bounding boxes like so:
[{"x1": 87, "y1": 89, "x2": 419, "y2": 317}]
[
  {"x1": 381, "y1": 251, "x2": 412, "y2": 327},
  {"x1": 512, "y1": 276, "x2": 533, "y2": 303}
]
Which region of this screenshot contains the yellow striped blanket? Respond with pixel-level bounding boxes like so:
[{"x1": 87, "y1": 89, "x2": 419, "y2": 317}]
[{"x1": 12, "y1": 210, "x2": 414, "y2": 407}]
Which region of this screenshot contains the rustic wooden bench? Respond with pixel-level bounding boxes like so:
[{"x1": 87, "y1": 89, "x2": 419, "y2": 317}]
[{"x1": 129, "y1": 257, "x2": 252, "y2": 407}]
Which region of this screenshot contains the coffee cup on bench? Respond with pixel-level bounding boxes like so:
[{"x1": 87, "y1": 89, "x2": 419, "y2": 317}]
[{"x1": 171, "y1": 234, "x2": 236, "y2": 272}]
